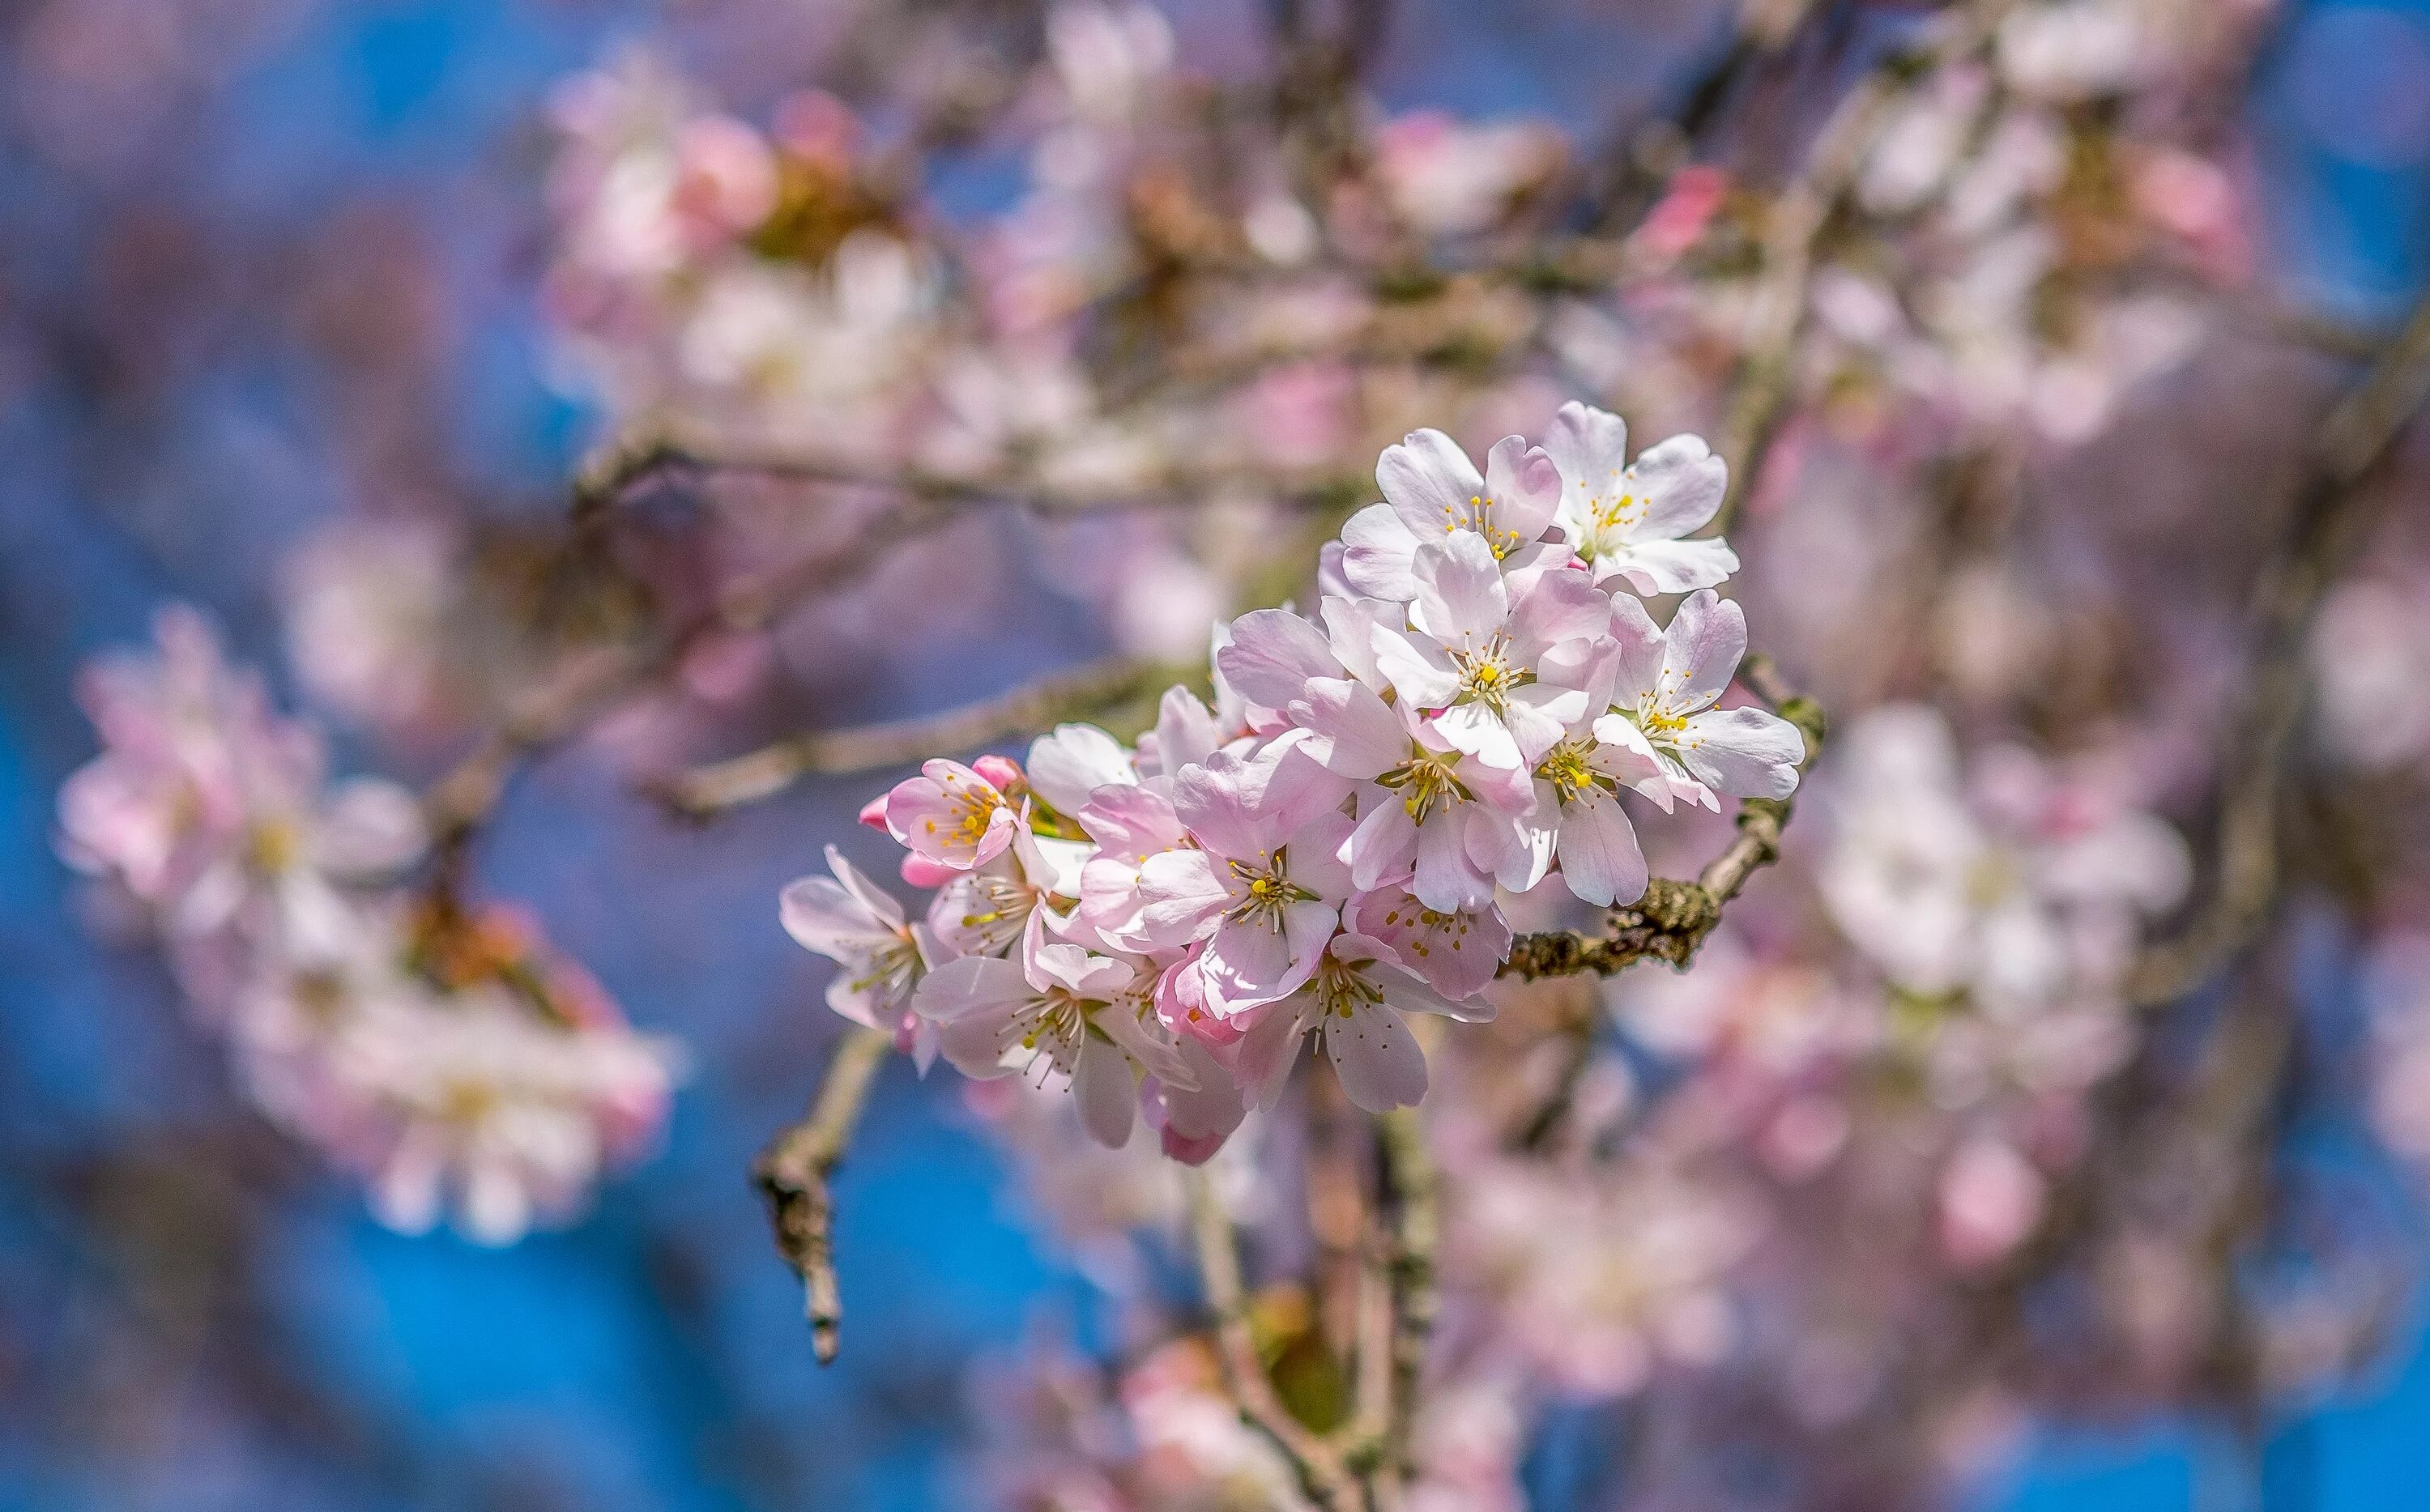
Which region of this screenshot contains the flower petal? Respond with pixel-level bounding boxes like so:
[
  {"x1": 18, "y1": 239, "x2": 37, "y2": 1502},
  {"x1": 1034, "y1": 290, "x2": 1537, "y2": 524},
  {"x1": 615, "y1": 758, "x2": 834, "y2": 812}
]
[
  {"x1": 1217, "y1": 608, "x2": 1343, "y2": 711},
  {"x1": 1555, "y1": 787, "x2": 1650, "y2": 908},
  {"x1": 1324, "y1": 1001, "x2": 1429, "y2": 1111},
  {"x1": 1626, "y1": 433, "x2": 1729, "y2": 540},
  {"x1": 1072, "y1": 1037, "x2": 1138, "y2": 1148},
  {"x1": 1678, "y1": 705, "x2": 1805, "y2": 799},
  {"x1": 1378, "y1": 428, "x2": 1486, "y2": 541},
  {"x1": 1659, "y1": 589, "x2": 1747, "y2": 713},
  {"x1": 1609, "y1": 536, "x2": 1740, "y2": 595}
]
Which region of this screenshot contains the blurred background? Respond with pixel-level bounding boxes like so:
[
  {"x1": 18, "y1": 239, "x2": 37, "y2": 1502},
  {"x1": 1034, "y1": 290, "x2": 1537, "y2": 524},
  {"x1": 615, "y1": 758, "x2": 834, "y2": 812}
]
[{"x1": 3, "y1": 0, "x2": 2428, "y2": 1508}]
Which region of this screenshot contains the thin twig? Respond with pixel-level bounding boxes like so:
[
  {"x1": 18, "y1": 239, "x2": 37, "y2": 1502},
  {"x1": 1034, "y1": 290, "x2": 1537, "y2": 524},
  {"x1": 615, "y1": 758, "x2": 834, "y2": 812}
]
[
  {"x1": 661, "y1": 657, "x2": 1187, "y2": 818},
  {"x1": 754, "y1": 1024, "x2": 893, "y2": 1365},
  {"x1": 1187, "y1": 1170, "x2": 1364, "y2": 1512},
  {"x1": 1712, "y1": 0, "x2": 2027, "y2": 534},
  {"x1": 571, "y1": 432, "x2": 1359, "y2": 521},
  {"x1": 2125, "y1": 291, "x2": 2430, "y2": 1009},
  {"x1": 1373, "y1": 1107, "x2": 1439, "y2": 1483},
  {"x1": 1581, "y1": 0, "x2": 1823, "y2": 232}
]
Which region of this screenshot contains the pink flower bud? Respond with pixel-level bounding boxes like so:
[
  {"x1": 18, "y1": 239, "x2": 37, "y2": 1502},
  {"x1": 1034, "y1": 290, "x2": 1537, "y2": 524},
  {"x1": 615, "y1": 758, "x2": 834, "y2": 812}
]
[
  {"x1": 971, "y1": 753, "x2": 1024, "y2": 793},
  {"x1": 857, "y1": 794, "x2": 891, "y2": 831}
]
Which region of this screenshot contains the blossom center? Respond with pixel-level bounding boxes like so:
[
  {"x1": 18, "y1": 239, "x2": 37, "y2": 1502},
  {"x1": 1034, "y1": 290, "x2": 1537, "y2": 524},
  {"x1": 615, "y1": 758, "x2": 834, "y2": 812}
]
[
  {"x1": 1452, "y1": 641, "x2": 1528, "y2": 712},
  {"x1": 848, "y1": 930, "x2": 923, "y2": 1004},
  {"x1": 923, "y1": 769, "x2": 1005, "y2": 850},
  {"x1": 1312, "y1": 953, "x2": 1386, "y2": 1020},
  {"x1": 949, "y1": 872, "x2": 1034, "y2": 950},
  {"x1": 1586, "y1": 488, "x2": 1641, "y2": 539},
  {"x1": 1379, "y1": 749, "x2": 1473, "y2": 822},
  {"x1": 1534, "y1": 739, "x2": 1606, "y2": 803},
  {"x1": 1636, "y1": 699, "x2": 1692, "y2": 741},
  {"x1": 1443, "y1": 493, "x2": 1524, "y2": 559},
  {"x1": 1001, "y1": 986, "x2": 1094, "y2": 1080},
  {"x1": 1229, "y1": 851, "x2": 1314, "y2": 928},
  {"x1": 246, "y1": 818, "x2": 302, "y2": 875}
]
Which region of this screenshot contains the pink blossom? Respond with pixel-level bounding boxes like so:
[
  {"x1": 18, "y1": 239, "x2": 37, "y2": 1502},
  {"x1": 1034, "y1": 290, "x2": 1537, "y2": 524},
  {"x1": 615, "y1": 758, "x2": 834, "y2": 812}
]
[{"x1": 885, "y1": 758, "x2": 1021, "y2": 871}]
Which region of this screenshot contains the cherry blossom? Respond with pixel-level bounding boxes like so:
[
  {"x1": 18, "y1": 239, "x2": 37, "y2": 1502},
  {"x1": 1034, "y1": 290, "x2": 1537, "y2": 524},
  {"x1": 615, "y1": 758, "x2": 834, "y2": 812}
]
[
  {"x1": 1231, "y1": 931, "x2": 1490, "y2": 1113},
  {"x1": 1541, "y1": 401, "x2": 1739, "y2": 594},
  {"x1": 781, "y1": 844, "x2": 932, "y2": 1033},
  {"x1": 1604, "y1": 589, "x2": 1807, "y2": 810},
  {"x1": 914, "y1": 922, "x2": 1190, "y2": 1147},
  {"x1": 1341, "y1": 429, "x2": 1567, "y2": 602}
]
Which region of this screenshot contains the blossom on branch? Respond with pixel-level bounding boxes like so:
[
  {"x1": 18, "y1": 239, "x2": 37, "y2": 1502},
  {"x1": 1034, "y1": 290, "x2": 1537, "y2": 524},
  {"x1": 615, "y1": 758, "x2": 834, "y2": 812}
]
[{"x1": 780, "y1": 404, "x2": 1801, "y2": 1139}]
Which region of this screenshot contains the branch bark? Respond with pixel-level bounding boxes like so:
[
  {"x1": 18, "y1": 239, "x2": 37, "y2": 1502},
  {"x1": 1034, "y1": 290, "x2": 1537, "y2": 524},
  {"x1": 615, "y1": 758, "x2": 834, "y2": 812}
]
[
  {"x1": 1712, "y1": 0, "x2": 2028, "y2": 534},
  {"x1": 2125, "y1": 291, "x2": 2430, "y2": 1009},
  {"x1": 1373, "y1": 1107, "x2": 1439, "y2": 1483},
  {"x1": 1187, "y1": 1170, "x2": 1366, "y2": 1512},
  {"x1": 661, "y1": 657, "x2": 1187, "y2": 818},
  {"x1": 753, "y1": 1024, "x2": 893, "y2": 1365}
]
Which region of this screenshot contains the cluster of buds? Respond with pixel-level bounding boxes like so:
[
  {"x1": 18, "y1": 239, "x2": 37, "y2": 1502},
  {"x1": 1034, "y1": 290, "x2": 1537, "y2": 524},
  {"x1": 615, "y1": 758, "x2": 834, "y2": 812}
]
[{"x1": 783, "y1": 404, "x2": 1805, "y2": 1157}]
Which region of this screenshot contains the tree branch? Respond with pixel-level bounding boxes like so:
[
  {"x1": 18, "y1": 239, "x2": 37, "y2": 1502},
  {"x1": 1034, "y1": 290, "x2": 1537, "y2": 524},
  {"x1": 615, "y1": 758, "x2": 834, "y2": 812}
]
[
  {"x1": 1373, "y1": 1106, "x2": 1439, "y2": 1483},
  {"x1": 1187, "y1": 1171, "x2": 1366, "y2": 1512},
  {"x1": 753, "y1": 1025, "x2": 893, "y2": 1365},
  {"x1": 2125, "y1": 290, "x2": 2430, "y2": 1009},
  {"x1": 570, "y1": 432, "x2": 1360, "y2": 522},
  {"x1": 1713, "y1": 0, "x2": 2027, "y2": 534},
  {"x1": 660, "y1": 657, "x2": 1188, "y2": 818}
]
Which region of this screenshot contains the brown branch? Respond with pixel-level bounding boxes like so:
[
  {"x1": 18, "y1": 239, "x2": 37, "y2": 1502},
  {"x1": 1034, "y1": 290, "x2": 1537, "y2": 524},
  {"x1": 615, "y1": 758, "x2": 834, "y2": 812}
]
[
  {"x1": 1712, "y1": 0, "x2": 2027, "y2": 535},
  {"x1": 1187, "y1": 1170, "x2": 1366, "y2": 1512},
  {"x1": 2125, "y1": 290, "x2": 2430, "y2": 1010},
  {"x1": 1372, "y1": 1106, "x2": 1439, "y2": 1484},
  {"x1": 753, "y1": 1024, "x2": 894, "y2": 1365},
  {"x1": 660, "y1": 656, "x2": 1188, "y2": 818},
  {"x1": 1580, "y1": 0, "x2": 1824, "y2": 235},
  {"x1": 569, "y1": 432, "x2": 1361, "y2": 522}
]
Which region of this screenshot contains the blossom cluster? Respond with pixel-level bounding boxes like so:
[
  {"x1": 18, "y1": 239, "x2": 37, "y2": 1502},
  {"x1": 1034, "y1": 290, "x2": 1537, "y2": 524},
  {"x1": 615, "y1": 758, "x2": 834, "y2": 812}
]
[
  {"x1": 784, "y1": 405, "x2": 1804, "y2": 1156},
  {"x1": 58, "y1": 608, "x2": 676, "y2": 1243}
]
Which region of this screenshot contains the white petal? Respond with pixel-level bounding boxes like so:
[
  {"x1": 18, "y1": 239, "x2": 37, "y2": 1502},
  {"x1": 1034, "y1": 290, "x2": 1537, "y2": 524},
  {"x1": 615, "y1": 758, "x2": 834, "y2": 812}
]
[
  {"x1": 781, "y1": 875, "x2": 896, "y2": 957},
  {"x1": 1072, "y1": 1037, "x2": 1138, "y2": 1147},
  {"x1": 913, "y1": 955, "x2": 1030, "y2": 1022},
  {"x1": 1555, "y1": 788, "x2": 1649, "y2": 908},
  {"x1": 1660, "y1": 590, "x2": 1747, "y2": 713},
  {"x1": 1341, "y1": 503, "x2": 1423, "y2": 603},
  {"x1": 1292, "y1": 679, "x2": 1409, "y2": 781},
  {"x1": 1370, "y1": 625, "x2": 1465, "y2": 709},
  {"x1": 1324, "y1": 1003, "x2": 1429, "y2": 1111},
  {"x1": 1678, "y1": 706, "x2": 1805, "y2": 799},
  {"x1": 1378, "y1": 428, "x2": 1485, "y2": 541},
  {"x1": 1409, "y1": 532, "x2": 1508, "y2": 647},
  {"x1": 1543, "y1": 400, "x2": 1629, "y2": 499},
  {"x1": 1431, "y1": 699, "x2": 1520, "y2": 769},
  {"x1": 1217, "y1": 608, "x2": 1342, "y2": 710},
  {"x1": 1025, "y1": 724, "x2": 1137, "y2": 814},
  {"x1": 1626, "y1": 433, "x2": 1728, "y2": 540},
  {"x1": 1610, "y1": 536, "x2": 1740, "y2": 594},
  {"x1": 1481, "y1": 436, "x2": 1563, "y2": 543}
]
